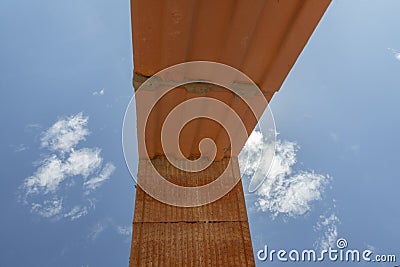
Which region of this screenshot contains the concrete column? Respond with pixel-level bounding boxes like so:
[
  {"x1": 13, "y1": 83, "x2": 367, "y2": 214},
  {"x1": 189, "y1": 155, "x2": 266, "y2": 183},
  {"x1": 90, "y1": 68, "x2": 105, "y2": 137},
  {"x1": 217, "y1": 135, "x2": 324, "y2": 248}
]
[{"x1": 129, "y1": 156, "x2": 255, "y2": 266}]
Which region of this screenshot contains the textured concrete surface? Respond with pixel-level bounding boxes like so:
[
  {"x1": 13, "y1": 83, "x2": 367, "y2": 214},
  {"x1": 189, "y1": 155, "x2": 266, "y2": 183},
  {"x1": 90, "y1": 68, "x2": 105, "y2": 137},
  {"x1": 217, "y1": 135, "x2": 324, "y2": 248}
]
[
  {"x1": 130, "y1": 157, "x2": 255, "y2": 266},
  {"x1": 131, "y1": 0, "x2": 331, "y2": 93}
]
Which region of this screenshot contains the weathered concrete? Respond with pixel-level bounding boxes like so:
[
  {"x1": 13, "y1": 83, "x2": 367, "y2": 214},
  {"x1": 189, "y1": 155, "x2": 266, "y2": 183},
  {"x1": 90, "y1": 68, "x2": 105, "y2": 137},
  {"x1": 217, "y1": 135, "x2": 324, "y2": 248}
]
[{"x1": 129, "y1": 157, "x2": 255, "y2": 266}]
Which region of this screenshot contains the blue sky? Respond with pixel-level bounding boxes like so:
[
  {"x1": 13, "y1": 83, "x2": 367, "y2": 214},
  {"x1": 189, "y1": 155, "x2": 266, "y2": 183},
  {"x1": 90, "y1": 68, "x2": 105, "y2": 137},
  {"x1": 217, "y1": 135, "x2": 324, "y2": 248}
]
[{"x1": 1, "y1": 0, "x2": 399, "y2": 266}]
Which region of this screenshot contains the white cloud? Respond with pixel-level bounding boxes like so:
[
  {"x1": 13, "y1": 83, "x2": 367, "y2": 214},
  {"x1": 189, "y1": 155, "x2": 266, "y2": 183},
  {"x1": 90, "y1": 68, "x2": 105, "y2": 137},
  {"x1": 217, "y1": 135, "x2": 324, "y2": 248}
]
[
  {"x1": 84, "y1": 162, "x2": 115, "y2": 191},
  {"x1": 92, "y1": 89, "x2": 105, "y2": 96},
  {"x1": 65, "y1": 148, "x2": 103, "y2": 178},
  {"x1": 388, "y1": 48, "x2": 400, "y2": 61},
  {"x1": 23, "y1": 148, "x2": 104, "y2": 195},
  {"x1": 87, "y1": 219, "x2": 131, "y2": 241},
  {"x1": 12, "y1": 144, "x2": 29, "y2": 152},
  {"x1": 240, "y1": 131, "x2": 275, "y2": 178},
  {"x1": 88, "y1": 221, "x2": 108, "y2": 241},
  {"x1": 24, "y1": 123, "x2": 41, "y2": 132},
  {"x1": 314, "y1": 213, "x2": 340, "y2": 251},
  {"x1": 115, "y1": 225, "x2": 131, "y2": 236},
  {"x1": 63, "y1": 202, "x2": 94, "y2": 221},
  {"x1": 31, "y1": 198, "x2": 63, "y2": 218},
  {"x1": 20, "y1": 113, "x2": 115, "y2": 221},
  {"x1": 24, "y1": 155, "x2": 66, "y2": 194},
  {"x1": 40, "y1": 113, "x2": 89, "y2": 154},
  {"x1": 239, "y1": 130, "x2": 331, "y2": 217},
  {"x1": 114, "y1": 224, "x2": 132, "y2": 243}
]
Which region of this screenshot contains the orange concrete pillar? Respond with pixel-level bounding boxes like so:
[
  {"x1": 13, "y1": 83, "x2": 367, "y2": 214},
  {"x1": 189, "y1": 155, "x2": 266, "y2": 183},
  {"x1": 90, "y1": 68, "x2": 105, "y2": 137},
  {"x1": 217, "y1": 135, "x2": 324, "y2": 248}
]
[{"x1": 129, "y1": 1, "x2": 331, "y2": 265}]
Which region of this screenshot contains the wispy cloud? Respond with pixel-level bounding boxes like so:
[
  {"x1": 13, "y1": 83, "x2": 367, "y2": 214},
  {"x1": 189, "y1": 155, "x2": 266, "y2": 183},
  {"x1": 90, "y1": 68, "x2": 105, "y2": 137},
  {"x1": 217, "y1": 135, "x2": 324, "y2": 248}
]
[
  {"x1": 87, "y1": 218, "x2": 131, "y2": 241},
  {"x1": 11, "y1": 144, "x2": 29, "y2": 152},
  {"x1": 19, "y1": 113, "x2": 115, "y2": 221},
  {"x1": 63, "y1": 201, "x2": 94, "y2": 221},
  {"x1": 314, "y1": 212, "x2": 340, "y2": 251},
  {"x1": 365, "y1": 244, "x2": 376, "y2": 253},
  {"x1": 25, "y1": 123, "x2": 41, "y2": 131},
  {"x1": 84, "y1": 163, "x2": 116, "y2": 192},
  {"x1": 31, "y1": 197, "x2": 63, "y2": 218},
  {"x1": 116, "y1": 225, "x2": 131, "y2": 237},
  {"x1": 239, "y1": 130, "x2": 331, "y2": 217},
  {"x1": 92, "y1": 89, "x2": 105, "y2": 96},
  {"x1": 388, "y1": 48, "x2": 400, "y2": 61},
  {"x1": 88, "y1": 221, "x2": 108, "y2": 241}
]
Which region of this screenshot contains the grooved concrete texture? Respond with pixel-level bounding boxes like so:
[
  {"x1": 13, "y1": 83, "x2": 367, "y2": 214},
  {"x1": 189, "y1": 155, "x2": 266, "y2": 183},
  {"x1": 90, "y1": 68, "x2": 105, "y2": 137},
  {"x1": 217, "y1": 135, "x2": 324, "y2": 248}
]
[
  {"x1": 131, "y1": 0, "x2": 331, "y2": 93},
  {"x1": 130, "y1": 157, "x2": 255, "y2": 266}
]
